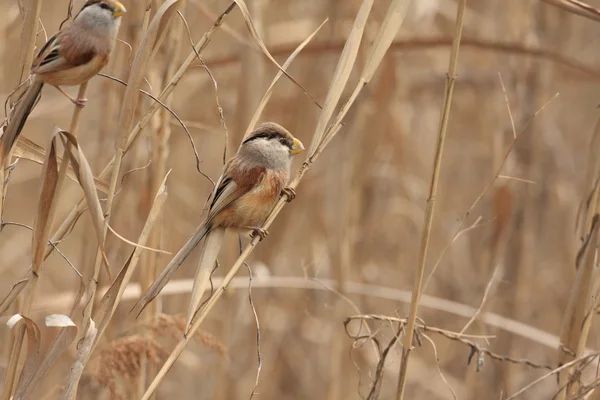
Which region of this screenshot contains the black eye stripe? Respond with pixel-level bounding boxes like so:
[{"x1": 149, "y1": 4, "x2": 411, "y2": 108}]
[{"x1": 242, "y1": 133, "x2": 292, "y2": 148}]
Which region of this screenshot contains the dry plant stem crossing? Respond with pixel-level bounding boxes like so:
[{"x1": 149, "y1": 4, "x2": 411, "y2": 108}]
[
  {"x1": 2, "y1": 81, "x2": 88, "y2": 400},
  {"x1": 0, "y1": 2, "x2": 238, "y2": 319},
  {"x1": 394, "y1": 1, "x2": 467, "y2": 399},
  {"x1": 141, "y1": 3, "x2": 413, "y2": 396}
]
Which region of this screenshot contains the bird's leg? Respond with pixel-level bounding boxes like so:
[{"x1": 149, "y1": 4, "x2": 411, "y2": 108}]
[
  {"x1": 243, "y1": 226, "x2": 269, "y2": 241},
  {"x1": 281, "y1": 187, "x2": 296, "y2": 202},
  {"x1": 53, "y1": 85, "x2": 87, "y2": 108}
]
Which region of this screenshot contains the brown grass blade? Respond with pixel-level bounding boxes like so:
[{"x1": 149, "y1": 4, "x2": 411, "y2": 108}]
[
  {"x1": 4, "y1": 314, "x2": 41, "y2": 400},
  {"x1": 307, "y1": 0, "x2": 374, "y2": 155},
  {"x1": 185, "y1": 227, "x2": 225, "y2": 330},
  {"x1": 13, "y1": 136, "x2": 109, "y2": 194},
  {"x1": 14, "y1": 315, "x2": 78, "y2": 400},
  {"x1": 60, "y1": 132, "x2": 111, "y2": 277}
]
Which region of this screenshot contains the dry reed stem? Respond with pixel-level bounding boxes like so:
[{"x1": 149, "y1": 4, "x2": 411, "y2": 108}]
[
  {"x1": 61, "y1": 320, "x2": 97, "y2": 400},
  {"x1": 394, "y1": 1, "x2": 467, "y2": 398},
  {"x1": 24, "y1": 275, "x2": 583, "y2": 352},
  {"x1": 3, "y1": 76, "x2": 88, "y2": 398},
  {"x1": 140, "y1": 0, "x2": 412, "y2": 395},
  {"x1": 0, "y1": 3, "x2": 238, "y2": 320},
  {"x1": 83, "y1": 0, "x2": 183, "y2": 344}
]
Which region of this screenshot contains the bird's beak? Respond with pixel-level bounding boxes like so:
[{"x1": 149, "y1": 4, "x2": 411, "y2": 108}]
[
  {"x1": 290, "y1": 137, "x2": 305, "y2": 155},
  {"x1": 113, "y1": 2, "x2": 127, "y2": 17}
]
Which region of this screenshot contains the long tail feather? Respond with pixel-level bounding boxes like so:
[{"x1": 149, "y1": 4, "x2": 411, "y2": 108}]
[
  {"x1": 1, "y1": 78, "x2": 44, "y2": 159},
  {"x1": 0, "y1": 77, "x2": 44, "y2": 219},
  {"x1": 185, "y1": 227, "x2": 226, "y2": 330},
  {"x1": 131, "y1": 223, "x2": 210, "y2": 317}
]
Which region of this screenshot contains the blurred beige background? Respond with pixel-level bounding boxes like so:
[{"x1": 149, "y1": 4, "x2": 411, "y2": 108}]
[{"x1": 2, "y1": 0, "x2": 600, "y2": 398}]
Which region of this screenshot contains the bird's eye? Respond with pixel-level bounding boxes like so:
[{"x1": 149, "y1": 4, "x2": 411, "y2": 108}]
[
  {"x1": 99, "y1": 3, "x2": 111, "y2": 10},
  {"x1": 279, "y1": 138, "x2": 287, "y2": 146}
]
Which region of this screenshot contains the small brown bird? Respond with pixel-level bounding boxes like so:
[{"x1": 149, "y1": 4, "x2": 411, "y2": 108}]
[
  {"x1": 132, "y1": 122, "x2": 305, "y2": 322},
  {"x1": 1, "y1": 0, "x2": 126, "y2": 156}
]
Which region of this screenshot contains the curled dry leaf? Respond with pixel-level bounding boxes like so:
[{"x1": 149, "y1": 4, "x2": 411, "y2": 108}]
[
  {"x1": 7, "y1": 314, "x2": 41, "y2": 400},
  {"x1": 14, "y1": 315, "x2": 79, "y2": 400}
]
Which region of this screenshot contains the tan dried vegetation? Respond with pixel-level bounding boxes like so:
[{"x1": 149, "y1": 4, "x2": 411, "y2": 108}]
[{"x1": 2, "y1": 0, "x2": 600, "y2": 399}]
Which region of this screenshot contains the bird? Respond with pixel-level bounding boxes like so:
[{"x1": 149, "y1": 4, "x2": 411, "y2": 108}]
[
  {"x1": 132, "y1": 122, "x2": 305, "y2": 325},
  {"x1": 1, "y1": 0, "x2": 126, "y2": 159}
]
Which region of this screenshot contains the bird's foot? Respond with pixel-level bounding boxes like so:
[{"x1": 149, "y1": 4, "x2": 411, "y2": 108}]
[
  {"x1": 55, "y1": 86, "x2": 87, "y2": 108},
  {"x1": 249, "y1": 228, "x2": 269, "y2": 241},
  {"x1": 281, "y1": 187, "x2": 296, "y2": 202}
]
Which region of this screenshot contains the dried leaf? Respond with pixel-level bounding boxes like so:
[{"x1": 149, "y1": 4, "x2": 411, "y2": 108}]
[
  {"x1": 14, "y1": 136, "x2": 109, "y2": 194},
  {"x1": 307, "y1": 0, "x2": 375, "y2": 155},
  {"x1": 31, "y1": 129, "x2": 60, "y2": 274},
  {"x1": 60, "y1": 131, "x2": 111, "y2": 277},
  {"x1": 14, "y1": 315, "x2": 78, "y2": 400}
]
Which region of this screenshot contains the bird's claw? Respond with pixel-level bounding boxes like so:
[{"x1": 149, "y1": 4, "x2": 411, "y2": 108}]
[
  {"x1": 73, "y1": 98, "x2": 88, "y2": 108},
  {"x1": 250, "y1": 228, "x2": 269, "y2": 241},
  {"x1": 281, "y1": 187, "x2": 296, "y2": 202}
]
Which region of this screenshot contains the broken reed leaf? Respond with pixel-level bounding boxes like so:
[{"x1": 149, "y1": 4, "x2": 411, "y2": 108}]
[
  {"x1": 307, "y1": 0, "x2": 375, "y2": 156},
  {"x1": 60, "y1": 131, "x2": 111, "y2": 279},
  {"x1": 9, "y1": 314, "x2": 41, "y2": 400},
  {"x1": 45, "y1": 314, "x2": 76, "y2": 327},
  {"x1": 92, "y1": 174, "x2": 169, "y2": 347},
  {"x1": 14, "y1": 315, "x2": 78, "y2": 400},
  {"x1": 14, "y1": 136, "x2": 109, "y2": 194},
  {"x1": 244, "y1": 18, "x2": 328, "y2": 141},
  {"x1": 233, "y1": 0, "x2": 321, "y2": 110},
  {"x1": 61, "y1": 320, "x2": 97, "y2": 400},
  {"x1": 31, "y1": 130, "x2": 59, "y2": 274}
]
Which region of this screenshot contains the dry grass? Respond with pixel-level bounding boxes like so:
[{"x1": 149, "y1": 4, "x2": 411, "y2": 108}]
[{"x1": 3, "y1": 0, "x2": 600, "y2": 399}]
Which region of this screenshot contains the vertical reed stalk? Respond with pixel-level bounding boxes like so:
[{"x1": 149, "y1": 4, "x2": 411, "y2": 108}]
[{"x1": 394, "y1": 1, "x2": 467, "y2": 399}]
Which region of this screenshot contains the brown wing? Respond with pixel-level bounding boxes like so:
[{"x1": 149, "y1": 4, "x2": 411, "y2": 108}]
[
  {"x1": 206, "y1": 162, "x2": 265, "y2": 224},
  {"x1": 32, "y1": 29, "x2": 96, "y2": 75}
]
